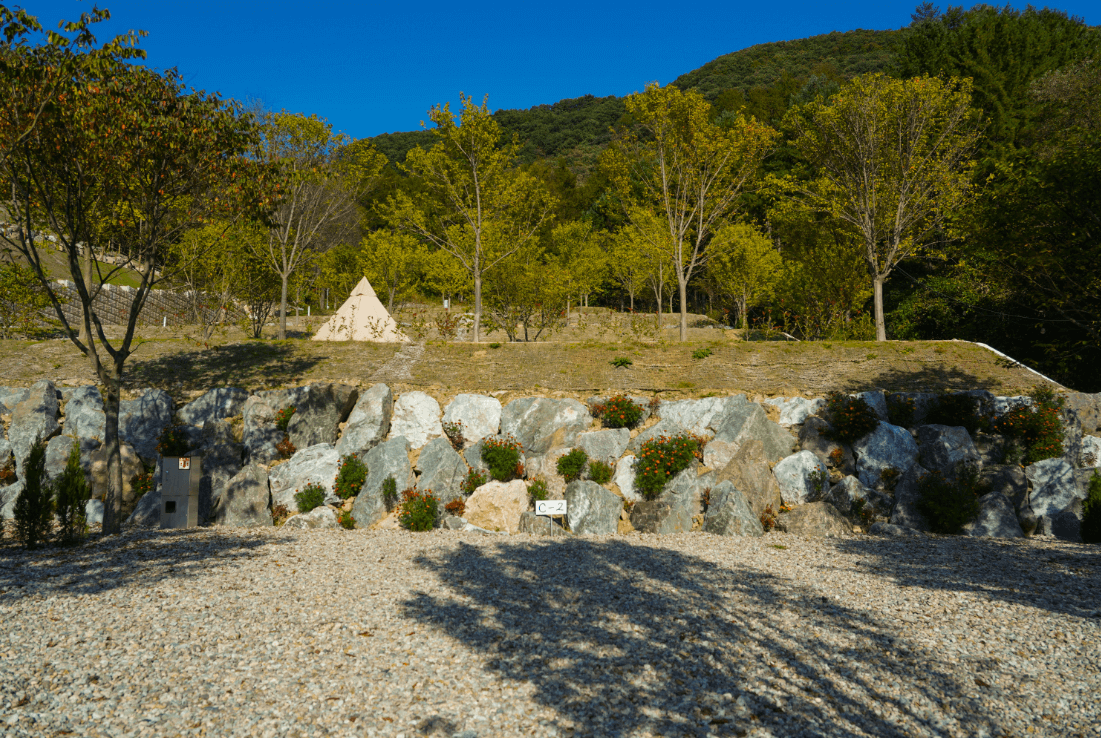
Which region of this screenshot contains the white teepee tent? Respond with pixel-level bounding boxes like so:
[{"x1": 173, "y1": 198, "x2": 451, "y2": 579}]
[{"x1": 312, "y1": 277, "x2": 408, "y2": 342}]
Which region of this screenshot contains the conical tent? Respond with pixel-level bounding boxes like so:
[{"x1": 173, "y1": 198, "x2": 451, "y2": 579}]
[{"x1": 312, "y1": 277, "x2": 408, "y2": 342}]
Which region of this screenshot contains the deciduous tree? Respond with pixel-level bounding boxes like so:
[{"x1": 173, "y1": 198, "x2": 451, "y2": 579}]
[{"x1": 706, "y1": 222, "x2": 780, "y2": 330}]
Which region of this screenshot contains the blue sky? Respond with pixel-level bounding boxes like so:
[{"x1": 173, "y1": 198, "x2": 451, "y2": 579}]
[{"x1": 23, "y1": 1, "x2": 1101, "y2": 141}]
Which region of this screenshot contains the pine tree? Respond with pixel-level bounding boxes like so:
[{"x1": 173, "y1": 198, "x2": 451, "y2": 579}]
[
  {"x1": 54, "y1": 441, "x2": 91, "y2": 546},
  {"x1": 13, "y1": 442, "x2": 54, "y2": 549}
]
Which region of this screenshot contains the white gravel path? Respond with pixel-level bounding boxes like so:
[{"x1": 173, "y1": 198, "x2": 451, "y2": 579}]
[{"x1": 1, "y1": 527, "x2": 1099, "y2": 738}]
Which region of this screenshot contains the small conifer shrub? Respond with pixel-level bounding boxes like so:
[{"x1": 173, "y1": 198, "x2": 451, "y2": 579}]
[
  {"x1": 588, "y1": 460, "x2": 614, "y2": 485},
  {"x1": 14, "y1": 442, "x2": 54, "y2": 549},
  {"x1": 55, "y1": 442, "x2": 91, "y2": 546},
  {"x1": 381, "y1": 477, "x2": 399, "y2": 511},
  {"x1": 916, "y1": 465, "x2": 987, "y2": 535},
  {"x1": 528, "y1": 478, "x2": 549, "y2": 504}
]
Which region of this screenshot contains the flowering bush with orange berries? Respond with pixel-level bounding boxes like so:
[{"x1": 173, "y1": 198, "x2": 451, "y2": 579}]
[
  {"x1": 398, "y1": 487, "x2": 439, "y2": 531},
  {"x1": 635, "y1": 434, "x2": 701, "y2": 499},
  {"x1": 592, "y1": 395, "x2": 644, "y2": 429},
  {"x1": 993, "y1": 385, "x2": 1064, "y2": 465}
]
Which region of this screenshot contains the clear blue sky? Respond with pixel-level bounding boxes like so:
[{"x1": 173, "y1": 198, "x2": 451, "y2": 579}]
[{"x1": 23, "y1": 1, "x2": 1101, "y2": 141}]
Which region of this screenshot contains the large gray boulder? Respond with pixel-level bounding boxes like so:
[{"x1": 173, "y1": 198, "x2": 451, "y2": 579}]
[
  {"x1": 613, "y1": 455, "x2": 639, "y2": 501},
  {"x1": 351, "y1": 436, "x2": 415, "y2": 529},
  {"x1": 9, "y1": 379, "x2": 61, "y2": 476},
  {"x1": 119, "y1": 388, "x2": 174, "y2": 461},
  {"x1": 334, "y1": 383, "x2": 393, "y2": 459},
  {"x1": 1025, "y1": 458, "x2": 1084, "y2": 520},
  {"x1": 713, "y1": 439, "x2": 783, "y2": 520},
  {"x1": 210, "y1": 464, "x2": 272, "y2": 527},
  {"x1": 464, "y1": 480, "x2": 528, "y2": 533},
  {"x1": 763, "y1": 396, "x2": 826, "y2": 427},
  {"x1": 63, "y1": 385, "x2": 106, "y2": 442},
  {"x1": 268, "y1": 443, "x2": 341, "y2": 512},
  {"x1": 286, "y1": 383, "x2": 358, "y2": 449},
  {"x1": 194, "y1": 443, "x2": 245, "y2": 523},
  {"x1": 916, "y1": 424, "x2": 982, "y2": 478},
  {"x1": 0, "y1": 480, "x2": 23, "y2": 520},
  {"x1": 565, "y1": 480, "x2": 621, "y2": 535},
  {"x1": 776, "y1": 501, "x2": 853, "y2": 538},
  {"x1": 177, "y1": 388, "x2": 249, "y2": 427},
  {"x1": 964, "y1": 492, "x2": 1024, "y2": 538},
  {"x1": 577, "y1": 428, "x2": 630, "y2": 464},
  {"x1": 441, "y1": 394, "x2": 502, "y2": 447},
  {"x1": 855, "y1": 391, "x2": 889, "y2": 422},
  {"x1": 501, "y1": 397, "x2": 592, "y2": 455},
  {"x1": 627, "y1": 418, "x2": 692, "y2": 454},
  {"x1": 981, "y1": 465, "x2": 1028, "y2": 513},
  {"x1": 44, "y1": 435, "x2": 78, "y2": 481},
  {"x1": 518, "y1": 511, "x2": 572, "y2": 537},
  {"x1": 703, "y1": 481, "x2": 764, "y2": 537},
  {"x1": 415, "y1": 436, "x2": 468, "y2": 504},
  {"x1": 888, "y1": 463, "x2": 932, "y2": 532},
  {"x1": 824, "y1": 475, "x2": 892, "y2": 520},
  {"x1": 241, "y1": 396, "x2": 284, "y2": 464},
  {"x1": 390, "y1": 391, "x2": 444, "y2": 450},
  {"x1": 798, "y1": 417, "x2": 855, "y2": 476},
  {"x1": 0, "y1": 387, "x2": 29, "y2": 410},
  {"x1": 853, "y1": 422, "x2": 919, "y2": 490},
  {"x1": 283, "y1": 505, "x2": 340, "y2": 530},
  {"x1": 773, "y1": 451, "x2": 828, "y2": 506},
  {"x1": 657, "y1": 396, "x2": 749, "y2": 436},
  {"x1": 462, "y1": 439, "x2": 490, "y2": 476},
  {"x1": 126, "y1": 479, "x2": 161, "y2": 527},
  {"x1": 888, "y1": 392, "x2": 939, "y2": 426},
  {"x1": 711, "y1": 403, "x2": 794, "y2": 463},
  {"x1": 1058, "y1": 404, "x2": 1084, "y2": 470},
  {"x1": 85, "y1": 499, "x2": 104, "y2": 526},
  {"x1": 630, "y1": 465, "x2": 711, "y2": 534},
  {"x1": 1064, "y1": 392, "x2": 1101, "y2": 435},
  {"x1": 870, "y1": 521, "x2": 926, "y2": 537}
]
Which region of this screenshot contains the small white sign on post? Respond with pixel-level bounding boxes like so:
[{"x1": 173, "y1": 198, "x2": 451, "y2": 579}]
[{"x1": 536, "y1": 500, "x2": 567, "y2": 517}]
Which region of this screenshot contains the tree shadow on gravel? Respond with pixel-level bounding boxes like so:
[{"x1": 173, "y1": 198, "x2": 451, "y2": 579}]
[
  {"x1": 403, "y1": 538, "x2": 1014, "y2": 738},
  {"x1": 834, "y1": 535, "x2": 1101, "y2": 619},
  {"x1": 124, "y1": 341, "x2": 323, "y2": 391},
  {"x1": 0, "y1": 528, "x2": 292, "y2": 605}
]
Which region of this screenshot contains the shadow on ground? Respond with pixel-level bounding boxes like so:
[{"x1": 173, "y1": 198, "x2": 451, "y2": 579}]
[
  {"x1": 125, "y1": 341, "x2": 323, "y2": 390},
  {"x1": 841, "y1": 366, "x2": 991, "y2": 393},
  {"x1": 398, "y1": 537, "x2": 1087, "y2": 738},
  {"x1": 0, "y1": 528, "x2": 291, "y2": 604}
]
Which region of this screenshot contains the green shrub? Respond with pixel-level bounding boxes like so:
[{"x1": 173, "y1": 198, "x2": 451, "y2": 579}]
[
  {"x1": 824, "y1": 392, "x2": 879, "y2": 444},
  {"x1": 1080, "y1": 472, "x2": 1101, "y2": 545},
  {"x1": 481, "y1": 435, "x2": 524, "y2": 481},
  {"x1": 592, "y1": 395, "x2": 644, "y2": 429},
  {"x1": 927, "y1": 393, "x2": 984, "y2": 434},
  {"x1": 556, "y1": 448, "x2": 588, "y2": 483},
  {"x1": 294, "y1": 483, "x2": 326, "y2": 513},
  {"x1": 610, "y1": 356, "x2": 633, "y2": 368},
  {"x1": 692, "y1": 347, "x2": 712, "y2": 360},
  {"x1": 381, "y1": 477, "x2": 399, "y2": 511},
  {"x1": 332, "y1": 455, "x2": 368, "y2": 500},
  {"x1": 489, "y1": 342, "x2": 502, "y2": 349},
  {"x1": 588, "y1": 459, "x2": 613, "y2": 485},
  {"x1": 916, "y1": 465, "x2": 987, "y2": 535},
  {"x1": 528, "y1": 478, "x2": 549, "y2": 503},
  {"x1": 54, "y1": 442, "x2": 91, "y2": 546},
  {"x1": 13, "y1": 442, "x2": 53, "y2": 550},
  {"x1": 130, "y1": 467, "x2": 155, "y2": 501},
  {"x1": 993, "y1": 387, "x2": 1064, "y2": 464},
  {"x1": 275, "y1": 406, "x2": 296, "y2": 433},
  {"x1": 337, "y1": 510, "x2": 356, "y2": 530},
  {"x1": 460, "y1": 468, "x2": 487, "y2": 496},
  {"x1": 155, "y1": 422, "x2": 191, "y2": 457},
  {"x1": 635, "y1": 434, "x2": 701, "y2": 499},
  {"x1": 398, "y1": 488, "x2": 439, "y2": 531},
  {"x1": 886, "y1": 395, "x2": 916, "y2": 428}
]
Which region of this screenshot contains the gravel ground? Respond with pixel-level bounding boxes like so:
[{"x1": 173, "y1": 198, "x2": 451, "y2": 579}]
[{"x1": 1, "y1": 527, "x2": 1099, "y2": 738}]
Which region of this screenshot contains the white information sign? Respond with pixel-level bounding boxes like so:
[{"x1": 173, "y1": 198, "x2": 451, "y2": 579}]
[{"x1": 536, "y1": 500, "x2": 567, "y2": 517}]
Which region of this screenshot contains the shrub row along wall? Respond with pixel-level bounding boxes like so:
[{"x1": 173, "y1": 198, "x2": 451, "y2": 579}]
[{"x1": 49, "y1": 281, "x2": 244, "y2": 327}]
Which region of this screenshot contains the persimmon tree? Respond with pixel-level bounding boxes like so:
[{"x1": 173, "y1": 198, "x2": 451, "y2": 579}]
[
  {"x1": 256, "y1": 113, "x2": 386, "y2": 339},
  {"x1": 0, "y1": 24, "x2": 261, "y2": 534},
  {"x1": 383, "y1": 93, "x2": 555, "y2": 342},
  {"x1": 783, "y1": 73, "x2": 982, "y2": 341},
  {"x1": 604, "y1": 83, "x2": 777, "y2": 340}
]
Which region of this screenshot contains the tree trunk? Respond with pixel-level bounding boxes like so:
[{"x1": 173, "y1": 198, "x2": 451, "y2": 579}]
[
  {"x1": 473, "y1": 271, "x2": 482, "y2": 342},
  {"x1": 653, "y1": 285, "x2": 662, "y2": 329},
  {"x1": 678, "y1": 276, "x2": 688, "y2": 341},
  {"x1": 278, "y1": 272, "x2": 289, "y2": 340},
  {"x1": 79, "y1": 245, "x2": 93, "y2": 345},
  {"x1": 100, "y1": 369, "x2": 124, "y2": 535},
  {"x1": 873, "y1": 274, "x2": 887, "y2": 341},
  {"x1": 629, "y1": 289, "x2": 634, "y2": 312}
]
